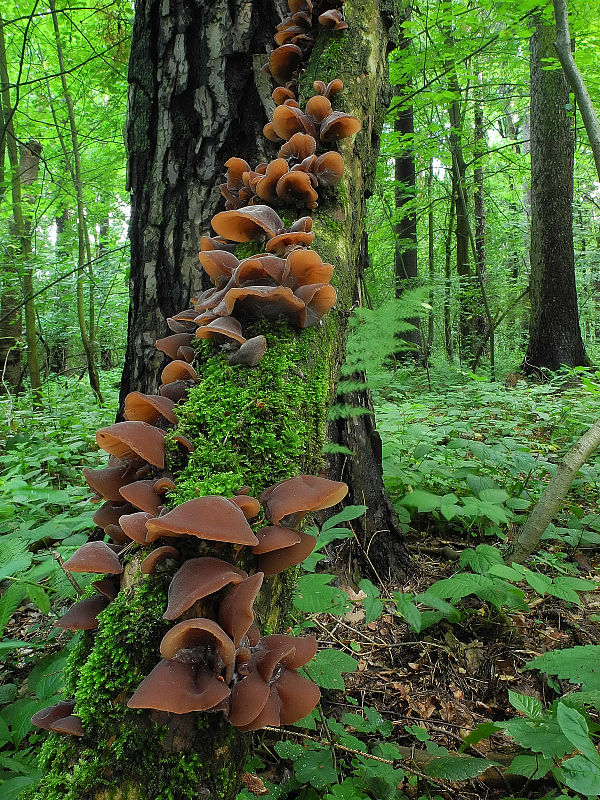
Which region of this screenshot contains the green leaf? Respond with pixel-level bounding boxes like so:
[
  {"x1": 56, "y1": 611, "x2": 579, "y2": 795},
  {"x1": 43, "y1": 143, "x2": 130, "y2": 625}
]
[
  {"x1": 343, "y1": 707, "x2": 392, "y2": 737},
  {"x1": 521, "y1": 568, "x2": 552, "y2": 596},
  {"x1": 559, "y1": 754, "x2": 600, "y2": 796},
  {"x1": 459, "y1": 721, "x2": 501, "y2": 752},
  {"x1": 0, "y1": 773, "x2": 42, "y2": 800},
  {"x1": 0, "y1": 554, "x2": 33, "y2": 581},
  {"x1": 27, "y1": 585, "x2": 51, "y2": 614},
  {"x1": 487, "y1": 564, "x2": 523, "y2": 581},
  {"x1": 459, "y1": 544, "x2": 503, "y2": 574},
  {"x1": 506, "y1": 754, "x2": 553, "y2": 779},
  {"x1": 324, "y1": 778, "x2": 366, "y2": 800},
  {"x1": 399, "y1": 490, "x2": 441, "y2": 513},
  {"x1": 294, "y1": 748, "x2": 338, "y2": 789},
  {"x1": 0, "y1": 698, "x2": 40, "y2": 746},
  {"x1": 0, "y1": 584, "x2": 27, "y2": 638},
  {"x1": 556, "y1": 702, "x2": 600, "y2": 767},
  {"x1": 28, "y1": 653, "x2": 66, "y2": 701},
  {"x1": 478, "y1": 489, "x2": 509, "y2": 504},
  {"x1": 304, "y1": 648, "x2": 358, "y2": 689},
  {"x1": 0, "y1": 684, "x2": 18, "y2": 704},
  {"x1": 294, "y1": 574, "x2": 351, "y2": 615},
  {"x1": 322, "y1": 505, "x2": 367, "y2": 532},
  {"x1": 425, "y1": 755, "x2": 498, "y2": 780},
  {"x1": 508, "y1": 690, "x2": 543, "y2": 719},
  {"x1": 501, "y1": 717, "x2": 572, "y2": 758},
  {"x1": 526, "y1": 646, "x2": 600, "y2": 691},
  {"x1": 393, "y1": 593, "x2": 422, "y2": 632},
  {"x1": 274, "y1": 740, "x2": 304, "y2": 760},
  {"x1": 359, "y1": 580, "x2": 383, "y2": 624}
]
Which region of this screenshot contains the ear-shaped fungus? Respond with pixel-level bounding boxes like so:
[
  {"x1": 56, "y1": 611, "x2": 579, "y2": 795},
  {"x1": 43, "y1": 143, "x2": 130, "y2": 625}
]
[
  {"x1": 318, "y1": 9, "x2": 348, "y2": 30},
  {"x1": 93, "y1": 501, "x2": 135, "y2": 531},
  {"x1": 159, "y1": 380, "x2": 192, "y2": 404},
  {"x1": 295, "y1": 283, "x2": 337, "y2": 328},
  {"x1": 228, "y1": 336, "x2": 268, "y2": 367},
  {"x1": 145, "y1": 497, "x2": 259, "y2": 546},
  {"x1": 82, "y1": 462, "x2": 138, "y2": 503},
  {"x1": 119, "y1": 480, "x2": 163, "y2": 515},
  {"x1": 161, "y1": 360, "x2": 198, "y2": 385},
  {"x1": 252, "y1": 525, "x2": 301, "y2": 554},
  {"x1": 160, "y1": 619, "x2": 236, "y2": 683},
  {"x1": 218, "y1": 572, "x2": 263, "y2": 645},
  {"x1": 229, "y1": 494, "x2": 261, "y2": 518},
  {"x1": 63, "y1": 541, "x2": 123, "y2": 574},
  {"x1": 163, "y1": 557, "x2": 247, "y2": 620},
  {"x1": 196, "y1": 317, "x2": 246, "y2": 345},
  {"x1": 96, "y1": 422, "x2": 167, "y2": 469},
  {"x1": 119, "y1": 511, "x2": 154, "y2": 544},
  {"x1": 314, "y1": 78, "x2": 344, "y2": 99},
  {"x1": 259, "y1": 475, "x2": 348, "y2": 525},
  {"x1": 269, "y1": 44, "x2": 303, "y2": 84},
  {"x1": 319, "y1": 111, "x2": 361, "y2": 142},
  {"x1": 211, "y1": 205, "x2": 284, "y2": 243},
  {"x1": 213, "y1": 286, "x2": 305, "y2": 319},
  {"x1": 128, "y1": 659, "x2": 230, "y2": 714},
  {"x1": 257, "y1": 530, "x2": 317, "y2": 575},
  {"x1": 55, "y1": 595, "x2": 109, "y2": 631},
  {"x1": 155, "y1": 334, "x2": 195, "y2": 361},
  {"x1": 31, "y1": 700, "x2": 76, "y2": 732},
  {"x1": 51, "y1": 715, "x2": 85, "y2": 736},
  {"x1": 141, "y1": 546, "x2": 181, "y2": 575}
]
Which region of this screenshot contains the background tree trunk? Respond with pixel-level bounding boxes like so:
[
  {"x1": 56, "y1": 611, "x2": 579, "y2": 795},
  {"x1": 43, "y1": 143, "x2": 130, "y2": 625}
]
[
  {"x1": 524, "y1": 18, "x2": 589, "y2": 372},
  {"x1": 30, "y1": 3, "x2": 407, "y2": 799}
]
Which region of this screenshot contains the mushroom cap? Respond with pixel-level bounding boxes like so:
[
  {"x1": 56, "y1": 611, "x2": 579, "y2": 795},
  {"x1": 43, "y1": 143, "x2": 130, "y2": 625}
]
[
  {"x1": 211, "y1": 206, "x2": 284, "y2": 243},
  {"x1": 314, "y1": 78, "x2": 344, "y2": 99},
  {"x1": 265, "y1": 231, "x2": 314, "y2": 254},
  {"x1": 92, "y1": 577, "x2": 120, "y2": 600},
  {"x1": 233, "y1": 255, "x2": 285, "y2": 285},
  {"x1": 145, "y1": 496, "x2": 259, "y2": 546},
  {"x1": 295, "y1": 283, "x2": 338, "y2": 327},
  {"x1": 235, "y1": 686, "x2": 282, "y2": 731},
  {"x1": 252, "y1": 525, "x2": 302, "y2": 554},
  {"x1": 153, "y1": 476, "x2": 177, "y2": 494},
  {"x1": 272, "y1": 86, "x2": 296, "y2": 105},
  {"x1": 198, "y1": 250, "x2": 240, "y2": 287},
  {"x1": 96, "y1": 422, "x2": 167, "y2": 469},
  {"x1": 260, "y1": 634, "x2": 318, "y2": 668},
  {"x1": 92, "y1": 501, "x2": 133, "y2": 532},
  {"x1": 227, "y1": 669, "x2": 270, "y2": 727},
  {"x1": 155, "y1": 333, "x2": 195, "y2": 361},
  {"x1": 104, "y1": 524, "x2": 129, "y2": 545},
  {"x1": 55, "y1": 595, "x2": 109, "y2": 630},
  {"x1": 164, "y1": 557, "x2": 247, "y2": 620},
  {"x1": 213, "y1": 285, "x2": 305, "y2": 319},
  {"x1": 167, "y1": 317, "x2": 194, "y2": 334},
  {"x1": 141, "y1": 546, "x2": 181, "y2": 575},
  {"x1": 269, "y1": 44, "x2": 302, "y2": 84},
  {"x1": 319, "y1": 111, "x2": 361, "y2": 142},
  {"x1": 276, "y1": 171, "x2": 318, "y2": 209},
  {"x1": 118, "y1": 511, "x2": 154, "y2": 544},
  {"x1": 305, "y1": 95, "x2": 333, "y2": 124},
  {"x1": 50, "y1": 715, "x2": 84, "y2": 737},
  {"x1": 82, "y1": 462, "x2": 138, "y2": 503},
  {"x1": 200, "y1": 235, "x2": 236, "y2": 253},
  {"x1": 263, "y1": 122, "x2": 282, "y2": 142},
  {"x1": 218, "y1": 572, "x2": 264, "y2": 645},
  {"x1": 123, "y1": 392, "x2": 177, "y2": 425},
  {"x1": 160, "y1": 360, "x2": 198, "y2": 385},
  {"x1": 127, "y1": 659, "x2": 230, "y2": 714},
  {"x1": 257, "y1": 531, "x2": 317, "y2": 575},
  {"x1": 318, "y1": 9, "x2": 348, "y2": 28},
  {"x1": 228, "y1": 335, "x2": 268, "y2": 368},
  {"x1": 159, "y1": 380, "x2": 192, "y2": 404},
  {"x1": 160, "y1": 619, "x2": 236, "y2": 676},
  {"x1": 315, "y1": 151, "x2": 344, "y2": 186},
  {"x1": 284, "y1": 249, "x2": 334, "y2": 289},
  {"x1": 276, "y1": 668, "x2": 321, "y2": 724},
  {"x1": 259, "y1": 475, "x2": 349, "y2": 525},
  {"x1": 224, "y1": 156, "x2": 251, "y2": 190},
  {"x1": 63, "y1": 541, "x2": 123, "y2": 575},
  {"x1": 278, "y1": 132, "x2": 317, "y2": 162},
  {"x1": 272, "y1": 105, "x2": 315, "y2": 141},
  {"x1": 229, "y1": 495, "x2": 261, "y2": 519},
  {"x1": 119, "y1": 480, "x2": 163, "y2": 515},
  {"x1": 177, "y1": 345, "x2": 196, "y2": 363},
  {"x1": 290, "y1": 215, "x2": 313, "y2": 233},
  {"x1": 255, "y1": 159, "x2": 290, "y2": 204},
  {"x1": 196, "y1": 316, "x2": 246, "y2": 345},
  {"x1": 31, "y1": 700, "x2": 76, "y2": 732}
]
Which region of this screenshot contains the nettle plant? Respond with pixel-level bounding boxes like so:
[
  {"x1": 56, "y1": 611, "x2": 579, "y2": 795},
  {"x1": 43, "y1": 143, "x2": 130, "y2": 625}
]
[{"x1": 29, "y1": 0, "x2": 360, "y2": 750}]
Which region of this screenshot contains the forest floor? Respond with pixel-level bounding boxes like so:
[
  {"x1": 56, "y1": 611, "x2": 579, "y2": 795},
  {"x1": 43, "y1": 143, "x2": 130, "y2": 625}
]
[{"x1": 1, "y1": 364, "x2": 600, "y2": 799}]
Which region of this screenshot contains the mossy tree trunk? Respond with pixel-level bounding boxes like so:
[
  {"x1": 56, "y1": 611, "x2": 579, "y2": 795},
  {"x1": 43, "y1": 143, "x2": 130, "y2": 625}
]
[{"x1": 28, "y1": 4, "x2": 407, "y2": 799}]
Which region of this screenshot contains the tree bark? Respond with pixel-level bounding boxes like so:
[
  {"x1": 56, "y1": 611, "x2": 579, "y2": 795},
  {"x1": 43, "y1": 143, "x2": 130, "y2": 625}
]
[
  {"x1": 523, "y1": 18, "x2": 589, "y2": 373},
  {"x1": 119, "y1": 0, "x2": 285, "y2": 404},
  {"x1": 30, "y1": 2, "x2": 407, "y2": 799}
]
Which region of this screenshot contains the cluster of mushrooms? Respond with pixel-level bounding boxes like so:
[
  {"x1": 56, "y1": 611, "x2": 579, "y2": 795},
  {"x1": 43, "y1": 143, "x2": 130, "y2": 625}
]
[{"x1": 32, "y1": 0, "x2": 358, "y2": 738}]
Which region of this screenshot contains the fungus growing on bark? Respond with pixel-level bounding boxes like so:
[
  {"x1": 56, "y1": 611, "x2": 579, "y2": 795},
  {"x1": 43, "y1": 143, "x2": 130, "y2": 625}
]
[
  {"x1": 163, "y1": 557, "x2": 247, "y2": 621},
  {"x1": 268, "y1": 44, "x2": 303, "y2": 84},
  {"x1": 211, "y1": 205, "x2": 284, "y2": 243},
  {"x1": 96, "y1": 422, "x2": 167, "y2": 469},
  {"x1": 251, "y1": 525, "x2": 301, "y2": 554},
  {"x1": 92, "y1": 577, "x2": 120, "y2": 599},
  {"x1": 265, "y1": 230, "x2": 314, "y2": 254},
  {"x1": 50, "y1": 715, "x2": 85, "y2": 737},
  {"x1": 127, "y1": 659, "x2": 230, "y2": 714},
  {"x1": 272, "y1": 86, "x2": 296, "y2": 105},
  {"x1": 119, "y1": 480, "x2": 163, "y2": 515},
  {"x1": 159, "y1": 380, "x2": 193, "y2": 404},
  {"x1": 318, "y1": 9, "x2": 348, "y2": 29},
  {"x1": 31, "y1": 700, "x2": 76, "y2": 732},
  {"x1": 160, "y1": 619, "x2": 236, "y2": 685},
  {"x1": 259, "y1": 475, "x2": 348, "y2": 525},
  {"x1": 295, "y1": 283, "x2": 338, "y2": 327},
  {"x1": 213, "y1": 285, "x2": 305, "y2": 320},
  {"x1": 257, "y1": 530, "x2": 317, "y2": 575},
  {"x1": 92, "y1": 500, "x2": 135, "y2": 531},
  {"x1": 284, "y1": 249, "x2": 334, "y2": 289},
  {"x1": 313, "y1": 78, "x2": 344, "y2": 99},
  {"x1": 196, "y1": 317, "x2": 246, "y2": 346},
  {"x1": 229, "y1": 494, "x2": 261, "y2": 519},
  {"x1": 55, "y1": 595, "x2": 109, "y2": 631},
  {"x1": 141, "y1": 546, "x2": 181, "y2": 575},
  {"x1": 123, "y1": 392, "x2": 178, "y2": 425},
  {"x1": 228, "y1": 336, "x2": 269, "y2": 369},
  {"x1": 82, "y1": 462, "x2": 138, "y2": 503},
  {"x1": 218, "y1": 572, "x2": 264, "y2": 646},
  {"x1": 319, "y1": 111, "x2": 361, "y2": 142},
  {"x1": 145, "y1": 497, "x2": 259, "y2": 546},
  {"x1": 198, "y1": 250, "x2": 239, "y2": 287},
  {"x1": 272, "y1": 104, "x2": 315, "y2": 140},
  {"x1": 161, "y1": 360, "x2": 198, "y2": 385},
  {"x1": 276, "y1": 170, "x2": 318, "y2": 209},
  {"x1": 63, "y1": 541, "x2": 123, "y2": 574},
  {"x1": 155, "y1": 333, "x2": 195, "y2": 361},
  {"x1": 118, "y1": 511, "x2": 154, "y2": 544}
]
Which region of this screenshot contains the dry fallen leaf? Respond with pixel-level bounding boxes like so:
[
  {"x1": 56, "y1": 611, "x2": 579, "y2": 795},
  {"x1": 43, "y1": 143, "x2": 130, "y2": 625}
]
[{"x1": 241, "y1": 773, "x2": 268, "y2": 796}]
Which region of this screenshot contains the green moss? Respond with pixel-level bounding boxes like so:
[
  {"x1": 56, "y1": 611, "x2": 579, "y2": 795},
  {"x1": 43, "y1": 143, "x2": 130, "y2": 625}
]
[{"x1": 170, "y1": 319, "x2": 331, "y2": 504}]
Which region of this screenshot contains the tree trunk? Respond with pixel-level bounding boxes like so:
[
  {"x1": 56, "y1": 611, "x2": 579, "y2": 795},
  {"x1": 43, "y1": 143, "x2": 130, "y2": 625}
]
[
  {"x1": 119, "y1": 0, "x2": 285, "y2": 404},
  {"x1": 524, "y1": 18, "x2": 589, "y2": 373},
  {"x1": 30, "y1": 2, "x2": 407, "y2": 799}
]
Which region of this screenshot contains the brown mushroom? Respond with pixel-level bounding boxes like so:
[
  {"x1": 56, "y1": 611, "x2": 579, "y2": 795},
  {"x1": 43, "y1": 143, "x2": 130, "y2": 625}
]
[
  {"x1": 229, "y1": 495, "x2": 261, "y2": 519},
  {"x1": 284, "y1": 249, "x2": 334, "y2": 289},
  {"x1": 211, "y1": 205, "x2": 284, "y2": 243},
  {"x1": 305, "y1": 95, "x2": 333, "y2": 124},
  {"x1": 160, "y1": 360, "x2": 198, "y2": 385},
  {"x1": 218, "y1": 572, "x2": 264, "y2": 645},
  {"x1": 257, "y1": 530, "x2": 317, "y2": 575},
  {"x1": 314, "y1": 151, "x2": 344, "y2": 186},
  {"x1": 198, "y1": 250, "x2": 240, "y2": 287},
  {"x1": 263, "y1": 122, "x2": 283, "y2": 142},
  {"x1": 163, "y1": 557, "x2": 247, "y2": 620},
  {"x1": 128, "y1": 659, "x2": 230, "y2": 714},
  {"x1": 276, "y1": 668, "x2": 321, "y2": 724},
  {"x1": 318, "y1": 9, "x2": 348, "y2": 29},
  {"x1": 118, "y1": 480, "x2": 163, "y2": 515},
  {"x1": 259, "y1": 475, "x2": 348, "y2": 525},
  {"x1": 278, "y1": 132, "x2": 317, "y2": 162},
  {"x1": 228, "y1": 335, "x2": 268, "y2": 367},
  {"x1": 213, "y1": 285, "x2": 305, "y2": 319},
  {"x1": 50, "y1": 715, "x2": 84, "y2": 736},
  {"x1": 265, "y1": 230, "x2": 314, "y2": 255},
  {"x1": 269, "y1": 44, "x2": 302, "y2": 85},
  {"x1": 153, "y1": 476, "x2": 176, "y2": 494},
  {"x1": 92, "y1": 500, "x2": 135, "y2": 531},
  {"x1": 159, "y1": 380, "x2": 193, "y2": 404},
  {"x1": 155, "y1": 333, "x2": 195, "y2": 361},
  {"x1": 31, "y1": 700, "x2": 76, "y2": 732},
  {"x1": 261, "y1": 634, "x2": 318, "y2": 668},
  {"x1": 272, "y1": 104, "x2": 315, "y2": 141},
  {"x1": 295, "y1": 283, "x2": 337, "y2": 327},
  {"x1": 63, "y1": 541, "x2": 123, "y2": 574},
  {"x1": 196, "y1": 316, "x2": 246, "y2": 346},
  {"x1": 118, "y1": 511, "x2": 154, "y2": 544},
  {"x1": 123, "y1": 392, "x2": 178, "y2": 426},
  {"x1": 276, "y1": 171, "x2": 318, "y2": 209},
  {"x1": 55, "y1": 595, "x2": 109, "y2": 631},
  {"x1": 252, "y1": 525, "x2": 302, "y2": 554},
  {"x1": 319, "y1": 111, "x2": 361, "y2": 142},
  {"x1": 255, "y1": 159, "x2": 290, "y2": 204},
  {"x1": 160, "y1": 619, "x2": 236, "y2": 683},
  {"x1": 82, "y1": 462, "x2": 138, "y2": 503},
  {"x1": 141, "y1": 546, "x2": 181, "y2": 575},
  {"x1": 313, "y1": 78, "x2": 344, "y2": 99},
  {"x1": 200, "y1": 235, "x2": 236, "y2": 253},
  {"x1": 272, "y1": 86, "x2": 296, "y2": 105},
  {"x1": 224, "y1": 157, "x2": 251, "y2": 190},
  {"x1": 92, "y1": 577, "x2": 120, "y2": 600},
  {"x1": 96, "y1": 422, "x2": 167, "y2": 469},
  {"x1": 145, "y1": 496, "x2": 259, "y2": 546}
]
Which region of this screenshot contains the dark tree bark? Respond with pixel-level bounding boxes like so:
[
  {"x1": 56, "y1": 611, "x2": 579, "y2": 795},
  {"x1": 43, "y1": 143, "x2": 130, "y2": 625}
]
[
  {"x1": 31, "y1": 3, "x2": 409, "y2": 799},
  {"x1": 524, "y1": 18, "x2": 589, "y2": 372},
  {"x1": 119, "y1": 0, "x2": 285, "y2": 404}
]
